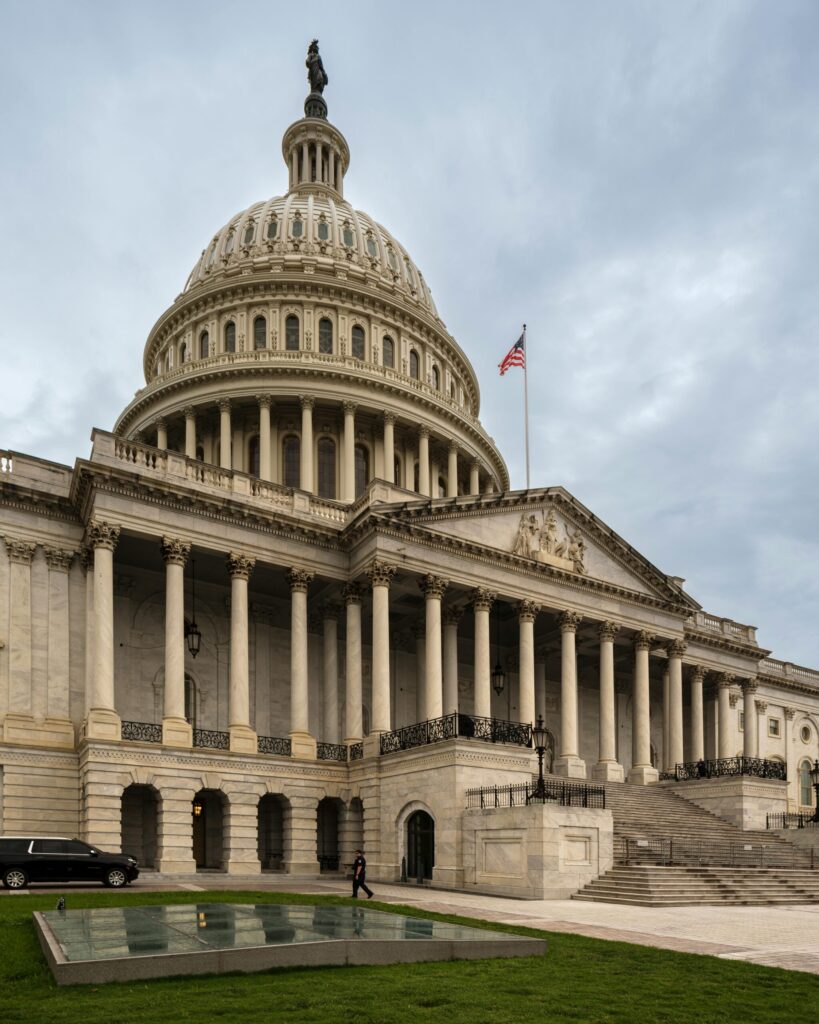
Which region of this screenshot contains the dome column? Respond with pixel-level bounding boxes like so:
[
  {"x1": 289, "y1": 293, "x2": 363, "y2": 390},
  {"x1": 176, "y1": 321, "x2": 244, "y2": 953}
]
[
  {"x1": 288, "y1": 567, "x2": 317, "y2": 758},
  {"x1": 418, "y1": 427, "x2": 430, "y2": 496},
  {"x1": 447, "y1": 442, "x2": 459, "y2": 498},
  {"x1": 218, "y1": 399, "x2": 232, "y2": 470},
  {"x1": 383, "y1": 413, "x2": 395, "y2": 484},
  {"x1": 155, "y1": 418, "x2": 168, "y2": 452},
  {"x1": 469, "y1": 461, "x2": 480, "y2": 496},
  {"x1": 300, "y1": 396, "x2": 314, "y2": 493},
  {"x1": 184, "y1": 407, "x2": 196, "y2": 459},
  {"x1": 342, "y1": 402, "x2": 356, "y2": 502},
  {"x1": 258, "y1": 396, "x2": 272, "y2": 481}
]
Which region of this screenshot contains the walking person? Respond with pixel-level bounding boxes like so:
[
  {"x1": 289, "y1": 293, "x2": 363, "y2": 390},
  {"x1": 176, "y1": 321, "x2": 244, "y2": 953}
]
[{"x1": 352, "y1": 848, "x2": 374, "y2": 899}]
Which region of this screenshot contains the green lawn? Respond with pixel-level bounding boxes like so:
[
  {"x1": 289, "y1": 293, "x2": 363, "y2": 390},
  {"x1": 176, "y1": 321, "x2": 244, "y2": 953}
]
[{"x1": 0, "y1": 889, "x2": 815, "y2": 1024}]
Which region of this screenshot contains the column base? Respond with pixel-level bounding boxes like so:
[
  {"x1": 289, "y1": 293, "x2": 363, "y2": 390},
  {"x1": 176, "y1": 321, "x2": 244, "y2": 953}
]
[
  {"x1": 553, "y1": 755, "x2": 587, "y2": 779},
  {"x1": 83, "y1": 707, "x2": 122, "y2": 742},
  {"x1": 225, "y1": 859, "x2": 262, "y2": 875},
  {"x1": 361, "y1": 733, "x2": 382, "y2": 759},
  {"x1": 289, "y1": 731, "x2": 317, "y2": 760},
  {"x1": 162, "y1": 717, "x2": 193, "y2": 747},
  {"x1": 3, "y1": 713, "x2": 75, "y2": 748},
  {"x1": 155, "y1": 857, "x2": 197, "y2": 875},
  {"x1": 592, "y1": 761, "x2": 625, "y2": 783},
  {"x1": 284, "y1": 859, "x2": 321, "y2": 876},
  {"x1": 628, "y1": 765, "x2": 660, "y2": 785},
  {"x1": 229, "y1": 724, "x2": 258, "y2": 754}
]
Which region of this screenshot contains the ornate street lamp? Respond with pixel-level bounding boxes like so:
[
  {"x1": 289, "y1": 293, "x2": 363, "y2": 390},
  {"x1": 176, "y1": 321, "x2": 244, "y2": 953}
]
[
  {"x1": 532, "y1": 714, "x2": 548, "y2": 800},
  {"x1": 491, "y1": 603, "x2": 506, "y2": 697},
  {"x1": 185, "y1": 558, "x2": 202, "y2": 658},
  {"x1": 810, "y1": 760, "x2": 819, "y2": 823}
]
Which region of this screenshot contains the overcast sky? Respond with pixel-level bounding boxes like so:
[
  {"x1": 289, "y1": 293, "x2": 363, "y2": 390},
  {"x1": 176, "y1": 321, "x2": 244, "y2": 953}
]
[{"x1": 1, "y1": 1, "x2": 817, "y2": 666}]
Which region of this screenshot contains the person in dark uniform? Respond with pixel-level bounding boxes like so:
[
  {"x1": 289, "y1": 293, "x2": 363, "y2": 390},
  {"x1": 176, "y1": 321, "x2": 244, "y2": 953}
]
[{"x1": 351, "y1": 849, "x2": 373, "y2": 899}]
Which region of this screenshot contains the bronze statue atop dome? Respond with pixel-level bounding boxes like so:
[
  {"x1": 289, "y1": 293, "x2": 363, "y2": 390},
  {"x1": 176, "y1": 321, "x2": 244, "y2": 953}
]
[{"x1": 306, "y1": 40, "x2": 328, "y2": 95}]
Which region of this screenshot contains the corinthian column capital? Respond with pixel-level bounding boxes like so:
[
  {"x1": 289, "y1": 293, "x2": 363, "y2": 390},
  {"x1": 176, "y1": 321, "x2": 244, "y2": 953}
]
[
  {"x1": 633, "y1": 630, "x2": 653, "y2": 651},
  {"x1": 598, "y1": 620, "x2": 620, "y2": 643},
  {"x1": 227, "y1": 551, "x2": 256, "y2": 580},
  {"x1": 286, "y1": 566, "x2": 314, "y2": 592},
  {"x1": 366, "y1": 560, "x2": 396, "y2": 588},
  {"x1": 471, "y1": 587, "x2": 496, "y2": 612},
  {"x1": 559, "y1": 610, "x2": 582, "y2": 634},
  {"x1": 443, "y1": 605, "x2": 464, "y2": 627},
  {"x1": 161, "y1": 536, "x2": 191, "y2": 566},
  {"x1": 741, "y1": 678, "x2": 758, "y2": 695},
  {"x1": 300, "y1": 395, "x2": 316, "y2": 411},
  {"x1": 342, "y1": 582, "x2": 363, "y2": 605},
  {"x1": 419, "y1": 573, "x2": 448, "y2": 599},
  {"x1": 518, "y1": 599, "x2": 541, "y2": 623},
  {"x1": 88, "y1": 520, "x2": 121, "y2": 552},
  {"x1": 43, "y1": 547, "x2": 75, "y2": 572},
  {"x1": 666, "y1": 639, "x2": 687, "y2": 659},
  {"x1": 4, "y1": 537, "x2": 36, "y2": 564},
  {"x1": 716, "y1": 672, "x2": 735, "y2": 691}
]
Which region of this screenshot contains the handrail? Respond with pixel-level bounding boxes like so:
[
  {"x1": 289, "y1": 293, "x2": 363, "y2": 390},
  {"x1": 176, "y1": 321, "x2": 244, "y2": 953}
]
[
  {"x1": 465, "y1": 780, "x2": 605, "y2": 810},
  {"x1": 665, "y1": 757, "x2": 787, "y2": 782},
  {"x1": 379, "y1": 713, "x2": 532, "y2": 754}
]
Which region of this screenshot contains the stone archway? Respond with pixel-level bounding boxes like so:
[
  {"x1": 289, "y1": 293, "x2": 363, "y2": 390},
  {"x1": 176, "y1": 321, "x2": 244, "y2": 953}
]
[
  {"x1": 192, "y1": 789, "x2": 227, "y2": 870},
  {"x1": 317, "y1": 797, "x2": 344, "y2": 872},
  {"x1": 121, "y1": 784, "x2": 159, "y2": 869},
  {"x1": 406, "y1": 810, "x2": 435, "y2": 881},
  {"x1": 258, "y1": 794, "x2": 289, "y2": 871}
]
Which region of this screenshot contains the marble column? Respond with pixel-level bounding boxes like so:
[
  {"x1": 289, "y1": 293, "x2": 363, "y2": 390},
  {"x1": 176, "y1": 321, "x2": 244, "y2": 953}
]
[
  {"x1": 667, "y1": 639, "x2": 685, "y2": 770},
  {"x1": 534, "y1": 653, "x2": 547, "y2": 723},
  {"x1": 82, "y1": 548, "x2": 94, "y2": 717},
  {"x1": 43, "y1": 547, "x2": 74, "y2": 744},
  {"x1": 3, "y1": 539, "x2": 35, "y2": 740},
  {"x1": 756, "y1": 698, "x2": 769, "y2": 763},
  {"x1": 86, "y1": 520, "x2": 121, "y2": 740},
  {"x1": 471, "y1": 588, "x2": 495, "y2": 720},
  {"x1": 629, "y1": 630, "x2": 658, "y2": 784},
  {"x1": 367, "y1": 561, "x2": 396, "y2": 736},
  {"x1": 443, "y1": 606, "x2": 462, "y2": 715},
  {"x1": 662, "y1": 668, "x2": 670, "y2": 770},
  {"x1": 287, "y1": 566, "x2": 316, "y2": 758},
  {"x1": 594, "y1": 621, "x2": 623, "y2": 782},
  {"x1": 717, "y1": 673, "x2": 734, "y2": 759},
  {"x1": 321, "y1": 602, "x2": 341, "y2": 744},
  {"x1": 300, "y1": 396, "x2": 314, "y2": 493},
  {"x1": 689, "y1": 666, "x2": 706, "y2": 762},
  {"x1": 420, "y1": 575, "x2": 448, "y2": 721},
  {"x1": 156, "y1": 417, "x2": 168, "y2": 451},
  {"x1": 184, "y1": 406, "x2": 196, "y2": 459},
  {"x1": 414, "y1": 624, "x2": 426, "y2": 723},
  {"x1": 418, "y1": 427, "x2": 430, "y2": 496},
  {"x1": 469, "y1": 461, "x2": 480, "y2": 496},
  {"x1": 258, "y1": 395, "x2": 272, "y2": 481},
  {"x1": 742, "y1": 679, "x2": 759, "y2": 758},
  {"x1": 554, "y1": 610, "x2": 586, "y2": 778},
  {"x1": 218, "y1": 399, "x2": 231, "y2": 469},
  {"x1": 383, "y1": 413, "x2": 395, "y2": 484},
  {"x1": 343, "y1": 584, "x2": 363, "y2": 743},
  {"x1": 161, "y1": 536, "x2": 192, "y2": 746},
  {"x1": 447, "y1": 442, "x2": 458, "y2": 498},
  {"x1": 517, "y1": 600, "x2": 539, "y2": 727},
  {"x1": 227, "y1": 551, "x2": 257, "y2": 753}
]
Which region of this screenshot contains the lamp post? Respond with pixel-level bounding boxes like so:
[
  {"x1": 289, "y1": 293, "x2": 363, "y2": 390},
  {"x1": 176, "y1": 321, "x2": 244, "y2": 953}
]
[
  {"x1": 810, "y1": 760, "x2": 819, "y2": 823},
  {"x1": 532, "y1": 714, "x2": 548, "y2": 800},
  {"x1": 491, "y1": 602, "x2": 506, "y2": 698},
  {"x1": 185, "y1": 558, "x2": 202, "y2": 658}
]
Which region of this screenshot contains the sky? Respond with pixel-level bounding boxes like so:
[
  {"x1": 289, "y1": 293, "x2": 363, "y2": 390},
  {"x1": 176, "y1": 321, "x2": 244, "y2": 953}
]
[{"x1": 1, "y1": 1, "x2": 818, "y2": 666}]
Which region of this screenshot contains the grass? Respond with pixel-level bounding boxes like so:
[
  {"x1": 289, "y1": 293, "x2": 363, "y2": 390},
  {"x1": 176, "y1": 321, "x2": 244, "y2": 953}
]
[{"x1": 0, "y1": 889, "x2": 815, "y2": 1024}]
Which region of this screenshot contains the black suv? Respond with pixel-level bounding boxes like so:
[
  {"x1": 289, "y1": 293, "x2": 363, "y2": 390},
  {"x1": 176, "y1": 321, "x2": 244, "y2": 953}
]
[{"x1": 0, "y1": 837, "x2": 139, "y2": 889}]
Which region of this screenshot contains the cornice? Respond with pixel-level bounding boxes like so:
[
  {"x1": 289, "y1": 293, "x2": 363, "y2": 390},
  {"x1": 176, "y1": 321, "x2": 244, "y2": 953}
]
[{"x1": 684, "y1": 628, "x2": 770, "y2": 660}]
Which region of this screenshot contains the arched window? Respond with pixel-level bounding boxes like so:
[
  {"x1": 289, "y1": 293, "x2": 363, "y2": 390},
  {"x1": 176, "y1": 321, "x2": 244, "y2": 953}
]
[
  {"x1": 317, "y1": 438, "x2": 336, "y2": 498},
  {"x1": 266, "y1": 218, "x2": 278, "y2": 240},
  {"x1": 800, "y1": 760, "x2": 813, "y2": 807},
  {"x1": 409, "y1": 349, "x2": 420, "y2": 379},
  {"x1": 224, "y1": 321, "x2": 236, "y2": 353},
  {"x1": 291, "y1": 214, "x2": 303, "y2": 238},
  {"x1": 248, "y1": 436, "x2": 260, "y2": 478},
  {"x1": 354, "y1": 444, "x2": 369, "y2": 498},
  {"x1": 319, "y1": 318, "x2": 333, "y2": 354},
  {"x1": 317, "y1": 219, "x2": 329, "y2": 242},
  {"x1": 180, "y1": 341, "x2": 188, "y2": 364},
  {"x1": 199, "y1": 331, "x2": 209, "y2": 359},
  {"x1": 351, "y1": 325, "x2": 365, "y2": 360},
  {"x1": 285, "y1": 315, "x2": 299, "y2": 351},
  {"x1": 432, "y1": 365, "x2": 440, "y2": 390},
  {"x1": 253, "y1": 316, "x2": 266, "y2": 351},
  {"x1": 243, "y1": 223, "x2": 255, "y2": 245},
  {"x1": 366, "y1": 235, "x2": 378, "y2": 259},
  {"x1": 224, "y1": 228, "x2": 236, "y2": 253},
  {"x1": 282, "y1": 436, "x2": 300, "y2": 488},
  {"x1": 382, "y1": 336, "x2": 395, "y2": 368}
]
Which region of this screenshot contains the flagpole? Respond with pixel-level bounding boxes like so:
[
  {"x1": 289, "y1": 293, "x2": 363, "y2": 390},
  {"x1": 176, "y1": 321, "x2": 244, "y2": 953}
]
[{"x1": 523, "y1": 323, "x2": 530, "y2": 489}]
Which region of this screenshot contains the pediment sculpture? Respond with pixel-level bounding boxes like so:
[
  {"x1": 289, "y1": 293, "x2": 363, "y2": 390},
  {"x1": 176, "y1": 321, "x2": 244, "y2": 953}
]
[{"x1": 512, "y1": 509, "x2": 586, "y2": 574}]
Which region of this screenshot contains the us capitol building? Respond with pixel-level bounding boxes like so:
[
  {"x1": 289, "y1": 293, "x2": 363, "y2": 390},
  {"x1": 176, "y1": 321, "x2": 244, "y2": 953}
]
[{"x1": 1, "y1": 45, "x2": 817, "y2": 893}]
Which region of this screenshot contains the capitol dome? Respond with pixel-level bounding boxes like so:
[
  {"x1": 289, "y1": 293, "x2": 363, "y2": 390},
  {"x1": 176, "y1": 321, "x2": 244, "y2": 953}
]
[{"x1": 114, "y1": 74, "x2": 509, "y2": 502}]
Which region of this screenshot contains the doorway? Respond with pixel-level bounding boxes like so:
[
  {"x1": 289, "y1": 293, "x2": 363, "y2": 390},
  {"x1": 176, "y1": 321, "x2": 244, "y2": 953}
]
[
  {"x1": 192, "y1": 789, "x2": 226, "y2": 870},
  {"x1": 406, "y1": 810, "x2": 435, "y2": 881}
]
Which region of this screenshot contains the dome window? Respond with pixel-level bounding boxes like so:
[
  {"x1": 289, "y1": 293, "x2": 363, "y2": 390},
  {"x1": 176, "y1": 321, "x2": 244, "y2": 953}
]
[
  {"x1": 409, "y1": 349, "x2": 420, "y2": 380},
  {"x1": 282, "y1": 436, "x2": 300, "y2": 488},
  {"x1": 180, "y1": 341, "x2": 188, "y2": 364},
  {"x1": 225, "y1": 228, "x2": 236, "y2": 254},
  {"x1": 199, "y1": 330, "x2": 209, "y2": 359},
  {"x1": 317, "y1": 219, "x2": 330, "y2": 242},
  {"x1": 291, "y1": 214, "x2": 303, "y2": 238},
  {"x1": 253, "y1": 316, "x2": 266, "y2": 351},
  {"x1": 317, "y1": 438, "x2": 336, "y2": 499},
  {"x1": 266, "y1": 218, "x2": 278, "y2": 240},
  {"x1": 387, "y1": 247, "x2": 398, "y2": 272},
  {"x1": 382, "y1": 336, "x2": 395, "y2": 369},
  {"x1": 224, "y1": 321, "x2": 236, "y2": 353},
  {"x1": 243, "y1": 223, "x2": 255, "y2": 246},
  {"x1": 354, "y1": 444, "x2": 369, "y2": 498},
  {"x1": 248, "y1": 435, "x2": 260, "y2": 478},
  {"x1": 285, "y1": 315, "x2": 300, "y2": 351},
  {"x1": 366, "y1": 236, "x2": 378, "y2": 259},
  {"x1": 343, "y1": 224, "x2": 355, "y2": 248},
  {"x1": 432, "y1": 365, "x2": 440, "y2": 390},
  {"x1": 351, "y1": 325, "x2": 365, "y2": 360},
  {"x1": 319, "y1": 318, "x2": 333, "y2": 354},
  {"x1": 207, "y1": 243, "x2": 218, "y2": 267}
]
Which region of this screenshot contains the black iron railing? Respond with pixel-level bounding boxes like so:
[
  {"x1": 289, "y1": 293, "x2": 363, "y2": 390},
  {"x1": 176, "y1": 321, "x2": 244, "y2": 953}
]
[
  {"x1": 666, "y1": 757, "x2": 787, "y2": 782},
  {"x1": 317, "y1": 742, "x2": 348, "y2": 762},
  {"x1": 615, "y1": 835, "x2": 815, "y2": 869},
  {"x1": 193, "y1": 729, "x2": 230, "y2": 750},
  {"x1": 349, "y1": 742, "x2": 364, "y2": 762},
  {"x1": 465, "y1": 780, "x2": 606, "y2": 809},
  {"x1": 121, "y1": 720, "x2": 162, "y2": 743},
  {"x1": 257, "y1": 735, "x2": 292, "y2": 756},
  {"x1": 380, "y1": 713, "x2": 532, "y2": 755},
  {"x1": 766, "y1": 812, "x2": 819, "y2": 830}
]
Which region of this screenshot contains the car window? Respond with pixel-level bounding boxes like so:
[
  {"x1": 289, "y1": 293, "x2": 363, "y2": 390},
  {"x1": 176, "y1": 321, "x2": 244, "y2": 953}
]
[
  {"x1": 0, "y1": 839, "x2": 30, "y2": 854},
  {"x1": 65, "y1": 840, "x2": 91, "y2": 854},
  {"x1": 31, "y1": 840, "x2": 68, "y2": 854}
]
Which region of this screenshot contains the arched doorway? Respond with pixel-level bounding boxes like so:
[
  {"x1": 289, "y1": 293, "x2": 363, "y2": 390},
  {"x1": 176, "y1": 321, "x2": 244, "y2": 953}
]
[
  {"x1": 192, "y1": 789, "x2": 226, "y2": 870},
  {"x1": 317, "y1": 797, "x2": 343, "y2": 872},
  {"x1": 407, "y1": 810, "x2": 434, "y2": 881},
  {"x1": 121, "y1": 785, "x2": 159, "y2": 868},
  {"x1": 258, "y1": 794, "x2": 288, "y2": 871}
]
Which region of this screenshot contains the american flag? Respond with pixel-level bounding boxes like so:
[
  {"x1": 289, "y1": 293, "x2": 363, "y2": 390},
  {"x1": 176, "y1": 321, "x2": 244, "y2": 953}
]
[{"x1": 498, "y1": 332, "x2": 525, "y2": 375}]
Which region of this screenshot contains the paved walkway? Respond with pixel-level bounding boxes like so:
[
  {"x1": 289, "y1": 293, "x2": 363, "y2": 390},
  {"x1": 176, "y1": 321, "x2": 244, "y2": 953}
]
[{"x1": 8, "y1": 874, "x2": 819, "y2": 975}]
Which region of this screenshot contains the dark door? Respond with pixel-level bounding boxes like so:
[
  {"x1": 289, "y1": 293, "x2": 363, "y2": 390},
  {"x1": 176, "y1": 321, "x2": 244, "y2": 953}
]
[
  {"x1": 407, "y1": 811, "x2": 435, "y2": 881},
  {"x1": 193, "y1": 801, "x2": 206, "y2": 868}
]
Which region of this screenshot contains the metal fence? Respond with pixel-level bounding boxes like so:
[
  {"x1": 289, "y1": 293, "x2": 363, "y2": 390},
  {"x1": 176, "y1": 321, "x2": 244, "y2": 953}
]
[
  {"x1": 193, "y1": 729, "x2": 230, "y2": 750},
  {"x1": 664, "y1": 757, "x2": 787, "y2": 782},
  {"x1": 614, "y1": 835, "x2": 815, "y2": 869},
  {"x1": 121, "y1": 721, "x2": 162, "y2": 743},
  {"x1": 317, "y1": 742, "x2": 349, "y2": 762},
  {"x1": 349, "y1": 742, "x2": 364, "y2": 761},
  {"x1": 257, "y1": 735, "x2": 292, "y2": 756},
  {"x1": 465, "y1": 779, "x2": 606, "y2": 810},
  {"x1": 380, "y1": 713, "x2": 532, "y2": 755},
  {"x1": 766, "y1": 812, "x2": 819, "y2": 830}
]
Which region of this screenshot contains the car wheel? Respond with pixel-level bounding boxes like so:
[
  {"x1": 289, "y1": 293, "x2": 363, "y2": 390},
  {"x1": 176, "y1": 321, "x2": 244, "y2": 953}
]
[
  {"x1": 3, "y1": 868, "x2": 29, "y2": 890},
  {"x1": 103, "y1": 867, "x2": 128, "y2": 888}
]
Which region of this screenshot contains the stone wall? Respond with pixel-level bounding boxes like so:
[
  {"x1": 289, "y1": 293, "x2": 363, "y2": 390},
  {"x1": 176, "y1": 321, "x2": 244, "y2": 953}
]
[{"x1": 668, "y1": 777, "x2": 788, "y2": 831}]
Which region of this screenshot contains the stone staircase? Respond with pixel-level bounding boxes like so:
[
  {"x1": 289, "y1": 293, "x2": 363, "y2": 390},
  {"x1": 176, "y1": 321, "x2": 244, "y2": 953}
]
[{"x1": 571, "y1": 779, "x2": 818, "y2": 906}]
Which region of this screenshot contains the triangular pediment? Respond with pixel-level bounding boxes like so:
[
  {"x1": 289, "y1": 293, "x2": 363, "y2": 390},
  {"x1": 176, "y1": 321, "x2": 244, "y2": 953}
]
[{"x1": 373, "y1": 489, "x2": 696, "y2": 607}]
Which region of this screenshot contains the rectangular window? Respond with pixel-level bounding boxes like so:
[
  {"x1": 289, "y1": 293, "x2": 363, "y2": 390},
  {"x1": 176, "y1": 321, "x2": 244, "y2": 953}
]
[{"x1": 768, "y1": 718, "x2": 781, "y2": 738}]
